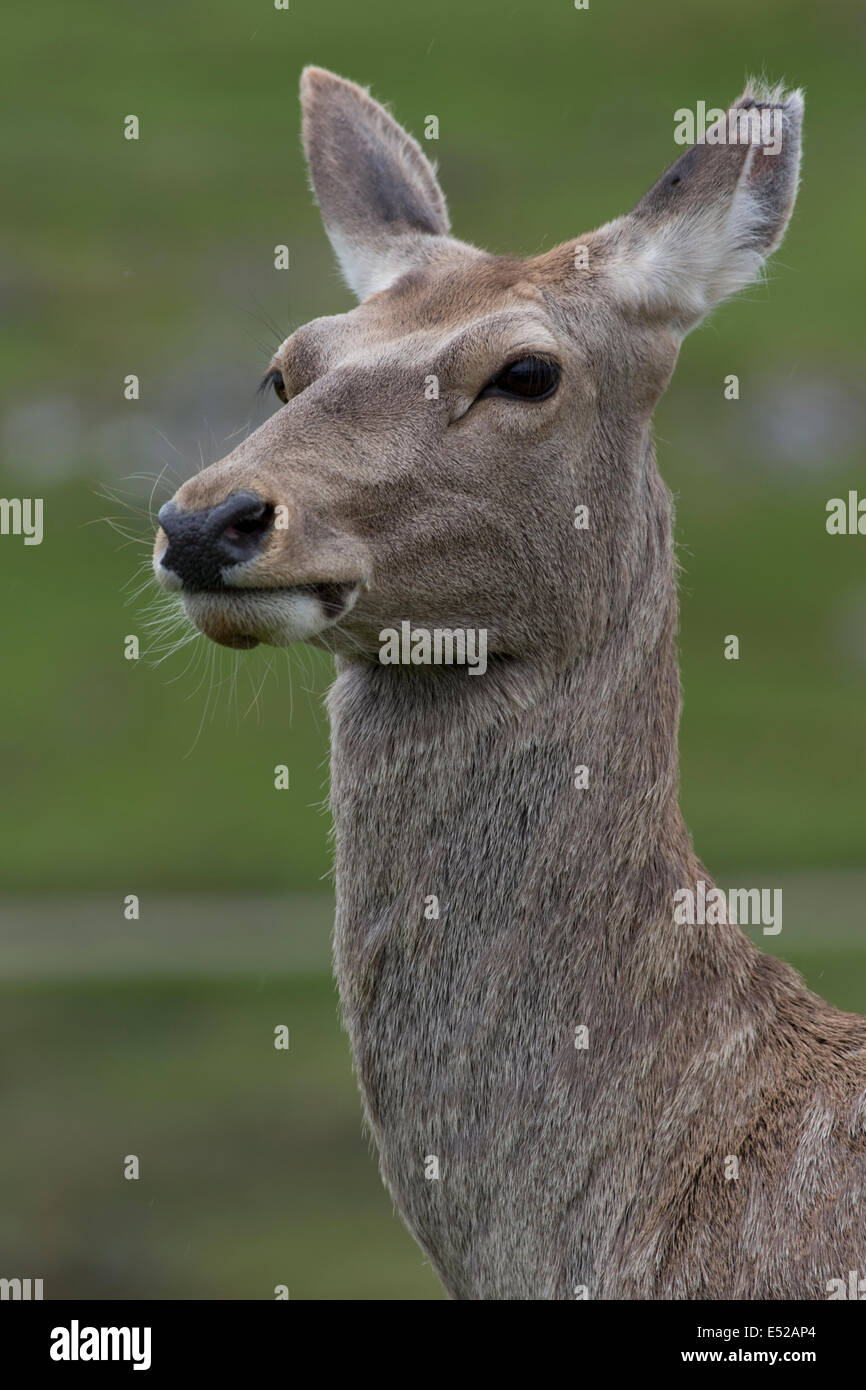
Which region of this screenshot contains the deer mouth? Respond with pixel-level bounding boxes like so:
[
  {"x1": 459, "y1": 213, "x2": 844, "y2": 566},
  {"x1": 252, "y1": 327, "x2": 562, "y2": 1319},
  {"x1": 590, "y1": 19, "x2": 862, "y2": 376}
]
[{"x1": 180, "y1": 580, "x2": 362, "y2": 649}]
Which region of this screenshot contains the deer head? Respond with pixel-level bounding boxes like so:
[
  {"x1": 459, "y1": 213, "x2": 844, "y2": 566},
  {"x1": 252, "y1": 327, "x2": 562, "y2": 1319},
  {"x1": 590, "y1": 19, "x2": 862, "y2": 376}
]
[{"x1": 153, "y1": 70, "x2": 802, "y2": 667}]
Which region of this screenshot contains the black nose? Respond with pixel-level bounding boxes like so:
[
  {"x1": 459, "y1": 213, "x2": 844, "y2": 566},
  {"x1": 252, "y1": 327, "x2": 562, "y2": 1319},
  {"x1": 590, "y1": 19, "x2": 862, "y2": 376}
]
[{"x1": 157, "y1": 491, "x2": 274, "y2": 590}]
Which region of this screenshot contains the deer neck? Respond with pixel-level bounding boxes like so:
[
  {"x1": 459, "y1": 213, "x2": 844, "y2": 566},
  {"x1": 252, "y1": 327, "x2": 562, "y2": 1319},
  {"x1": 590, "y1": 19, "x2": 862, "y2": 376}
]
[
  {"x1": 327, "y1": 506, "x2": 712, "y2": 1020},
  {"x1": 325, "y1": 499, "x2": 763, "y2": 1293}
]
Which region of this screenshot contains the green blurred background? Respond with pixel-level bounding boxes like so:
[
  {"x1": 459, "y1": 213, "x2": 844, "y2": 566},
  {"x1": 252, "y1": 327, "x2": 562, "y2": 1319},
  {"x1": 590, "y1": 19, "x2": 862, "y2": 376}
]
[{"x1": 0, "y1": 0, "x2": 863, "y2": 1298}]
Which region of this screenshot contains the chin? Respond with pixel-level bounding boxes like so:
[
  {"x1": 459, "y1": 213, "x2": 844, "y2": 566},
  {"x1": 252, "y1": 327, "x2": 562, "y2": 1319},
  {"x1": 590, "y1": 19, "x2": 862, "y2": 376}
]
[{"x1": 180, "y1": 583, "x2": 361, "y2": 650}]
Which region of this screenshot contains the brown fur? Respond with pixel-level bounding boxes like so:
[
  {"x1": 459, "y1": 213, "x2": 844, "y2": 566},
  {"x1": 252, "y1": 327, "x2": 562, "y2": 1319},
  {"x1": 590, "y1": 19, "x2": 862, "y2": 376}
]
[{"x1": 154, "y1": 72, "x2": 866, "y2": 1299}]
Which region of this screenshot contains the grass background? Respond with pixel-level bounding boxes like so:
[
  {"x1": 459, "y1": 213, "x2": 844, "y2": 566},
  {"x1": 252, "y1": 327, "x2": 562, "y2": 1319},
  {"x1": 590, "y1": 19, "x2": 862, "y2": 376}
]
[{"x1": 0, "y1": 0, "x2": 863, "y2": 1298}]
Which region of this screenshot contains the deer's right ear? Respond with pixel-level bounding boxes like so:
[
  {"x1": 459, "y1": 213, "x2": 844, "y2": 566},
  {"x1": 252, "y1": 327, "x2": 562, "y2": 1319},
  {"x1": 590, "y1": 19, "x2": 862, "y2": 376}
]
[
  {"x1": 596, "y1": 83, "x2": 804, "y2": 333},
  {"x1": 300, "y1": 67, "x2": 452, "y2": 300}
]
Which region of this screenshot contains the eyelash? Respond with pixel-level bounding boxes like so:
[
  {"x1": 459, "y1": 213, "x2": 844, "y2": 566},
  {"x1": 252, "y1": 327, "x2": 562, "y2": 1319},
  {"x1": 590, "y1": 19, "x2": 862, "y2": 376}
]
[
  {"x1": 478, "y1": 355, "x2": 561, "y2": 402},
  {"x1": 258, "y1": 367, "x2": 287, "y2": 404},
  {"x1": 257, "y1": 356, "x2": 559, "y2": 408}
]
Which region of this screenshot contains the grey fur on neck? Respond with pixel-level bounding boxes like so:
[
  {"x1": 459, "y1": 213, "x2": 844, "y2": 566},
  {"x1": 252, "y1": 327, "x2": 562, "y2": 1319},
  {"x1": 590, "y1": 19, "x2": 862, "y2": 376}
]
[{"x1": 328, "y1": 432, "x2": 866, "y2": 1300}]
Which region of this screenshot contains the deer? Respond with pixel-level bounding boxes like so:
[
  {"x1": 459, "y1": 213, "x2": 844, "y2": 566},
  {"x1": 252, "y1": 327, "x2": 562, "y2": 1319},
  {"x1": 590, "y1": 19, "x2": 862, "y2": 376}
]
[{"x1": 152, "y1": 69, "x2": 866, "y2": 1301}]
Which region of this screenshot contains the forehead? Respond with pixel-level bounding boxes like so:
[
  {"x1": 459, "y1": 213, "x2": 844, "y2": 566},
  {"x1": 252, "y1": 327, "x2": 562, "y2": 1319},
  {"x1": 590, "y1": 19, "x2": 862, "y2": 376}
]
[{"x1": 277, "y1": 254, "x2": 560, "y2": 373}]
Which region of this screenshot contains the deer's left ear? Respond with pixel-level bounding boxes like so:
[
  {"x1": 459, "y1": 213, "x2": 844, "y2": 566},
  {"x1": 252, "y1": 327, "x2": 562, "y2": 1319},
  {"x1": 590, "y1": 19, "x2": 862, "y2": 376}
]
[
  {"x1": 598, "y1": 83, "x2": 804, "y2": 332},
  {"x1": 300, "y1": 67, "x2": 456, "y2": 300}
]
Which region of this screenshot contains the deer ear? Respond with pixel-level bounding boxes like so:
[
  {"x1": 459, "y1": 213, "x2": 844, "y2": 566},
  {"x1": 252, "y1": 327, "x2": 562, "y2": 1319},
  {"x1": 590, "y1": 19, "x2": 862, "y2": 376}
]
[
  {"x1": 300, "y1": 67, "x2": 452, "y2": 300},
  {"x1": 599, "y1": 83, "x2": 804, "y2": 332}
]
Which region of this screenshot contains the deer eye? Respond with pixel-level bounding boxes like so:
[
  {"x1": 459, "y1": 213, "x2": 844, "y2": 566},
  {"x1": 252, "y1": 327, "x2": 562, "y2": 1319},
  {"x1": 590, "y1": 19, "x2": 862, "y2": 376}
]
[
  {"x1": 258, "y1": 367, "x2": 288, "y2": 405},
  {"x1": 481, "y1": 355, "x2": 560, "y2": 401}
]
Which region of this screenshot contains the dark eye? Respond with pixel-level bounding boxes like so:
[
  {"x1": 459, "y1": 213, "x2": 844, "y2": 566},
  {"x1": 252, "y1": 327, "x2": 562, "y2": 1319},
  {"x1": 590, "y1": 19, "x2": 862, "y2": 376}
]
[
  {"x1": 481, "y1": 355, "x2": 560, "y2": 401},
  {"x1": 258, "y1": 366, "x2": 288, "y2": 405}
]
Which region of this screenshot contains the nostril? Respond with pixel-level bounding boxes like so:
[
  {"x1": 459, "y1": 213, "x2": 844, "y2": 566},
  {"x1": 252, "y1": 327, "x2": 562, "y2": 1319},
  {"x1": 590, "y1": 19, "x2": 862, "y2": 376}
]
[
  {"x1": 222, "y1": 501, "x2": 274, "y2": 543},
  {"x1": 215, "y1": 493, "x2": 275, "y2": 564},
  {"x1": 157, "y1": 490, "x2": 275, "y2": 590}
]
